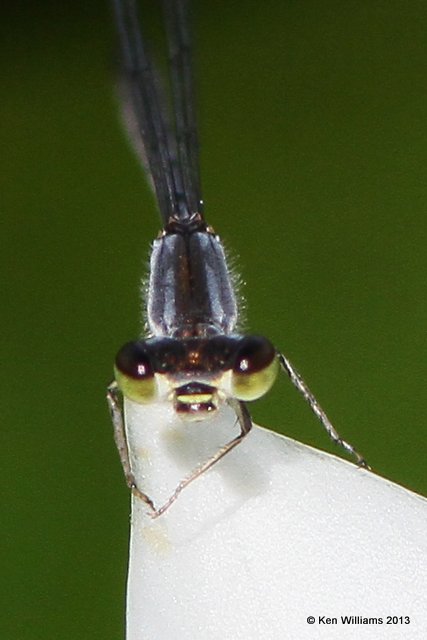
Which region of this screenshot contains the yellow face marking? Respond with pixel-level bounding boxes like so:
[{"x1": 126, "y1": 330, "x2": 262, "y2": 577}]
[
  {"x1": 231, "y1": 356, "x2": 279, "y2": 401},
  {"x1": 176, "y1": 393, "x2": 213, "y2": 404},
  {"x1": 114, "y1": 366, "x2": 157, "y2": 404}
]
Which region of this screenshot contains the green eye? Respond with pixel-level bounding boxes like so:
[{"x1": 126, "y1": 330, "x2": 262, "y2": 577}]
[
  {"x1": 231, "y1": 336, "x2": 278, "y2": 401},
  {"x1": 114, "y1": 341, "x2": 157, "y2": 404}
]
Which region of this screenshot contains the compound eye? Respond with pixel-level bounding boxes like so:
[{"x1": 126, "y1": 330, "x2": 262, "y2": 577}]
[
  {"x1": 231, "y1": 336, "x2": 278, "y2": 401},
  {"x1": 114, "y1": 341, "x2": 157, "y2": 404}
]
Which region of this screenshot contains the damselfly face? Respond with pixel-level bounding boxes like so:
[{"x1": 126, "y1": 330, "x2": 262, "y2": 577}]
[{"x1": 114, "y1": 335, "x2": 279, "y2": 421}]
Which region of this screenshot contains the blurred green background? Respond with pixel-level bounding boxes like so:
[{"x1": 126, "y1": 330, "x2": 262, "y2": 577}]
[{"x1": 2, "y1": 1, "x2": 426, "y2": 637}]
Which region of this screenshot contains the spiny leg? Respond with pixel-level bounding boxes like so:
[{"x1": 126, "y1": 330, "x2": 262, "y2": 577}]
[
  {"x1": 278, "y1": 354, "x2": 370, "y2": 469},
  {"x1": 106, "y1": 381, "x2": 157, "y2": 513},
  {"x1": 152, "y1": 399, "x2": 252, "y2": 518}
]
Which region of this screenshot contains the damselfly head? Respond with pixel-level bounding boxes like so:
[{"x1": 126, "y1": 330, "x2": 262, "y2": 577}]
[{"x1": 114, "y1": 335, "x2": 279, "y2": 416}]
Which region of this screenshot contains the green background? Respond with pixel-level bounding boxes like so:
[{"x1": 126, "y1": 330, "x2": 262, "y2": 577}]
[{"x1": 2, "y1": 1, "x2": 426, "y2": 637}]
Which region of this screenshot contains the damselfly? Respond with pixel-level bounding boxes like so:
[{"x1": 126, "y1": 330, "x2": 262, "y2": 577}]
[{"x1": 107, "y1": 0, "x2": 368, "y2": 518}]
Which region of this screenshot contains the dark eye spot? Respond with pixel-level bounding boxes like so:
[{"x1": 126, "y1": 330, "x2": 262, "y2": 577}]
[
  {"x1": 233, "y1": 336, "x2": 276, "y2": 375},
  {"x1": 115, "y1": 341, "x2": 154, "y2": 380}
]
